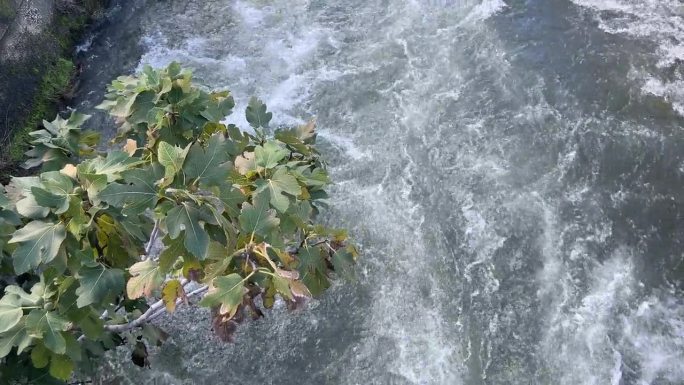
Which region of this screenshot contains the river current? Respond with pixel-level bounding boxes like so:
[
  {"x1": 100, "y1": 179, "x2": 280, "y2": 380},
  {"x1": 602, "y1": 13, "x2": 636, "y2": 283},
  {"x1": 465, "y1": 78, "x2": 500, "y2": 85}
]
[{"x1": 73, "y1": 0, "x2": 684, "y2": 384}]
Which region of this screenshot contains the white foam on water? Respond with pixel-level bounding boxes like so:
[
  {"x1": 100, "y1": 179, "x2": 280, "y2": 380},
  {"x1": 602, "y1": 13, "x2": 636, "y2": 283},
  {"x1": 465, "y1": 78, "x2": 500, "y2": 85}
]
[
  {"x1": 570, "y1": 0, "x2": 684, "y2": 116},
  {"x1": 317, "y1": 131, "x2": 368, "y2": 161},
  {"x1": 232, "y1": 0, "x2": 265, "y2": 27},
  {"x1": 541, "y1": 251, "x2": 636, "y2": 385},
  {"x1": 642, "y1": 77, "x2": 684, "y2": 116},
  {"x1": 462, "y1": 0, "x2": 507, "y2": 24},
  {"x1": 329, "y1": 174, "x2": 463, "y2": 384},
  {"x1": 539, "y1": 232, "x2": 684, "y2": 385},
  {"x1": 137, "y1": 0, "x2": 334, "y2": 129},
  {"x1": 620, "y1": 294, "x2": 684, "y2": 384}
]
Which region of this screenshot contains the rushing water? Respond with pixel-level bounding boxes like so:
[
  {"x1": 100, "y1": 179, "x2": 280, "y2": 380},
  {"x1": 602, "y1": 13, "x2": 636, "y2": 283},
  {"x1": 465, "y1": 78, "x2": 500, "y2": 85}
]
[{"x1": 73, "y1": 0, "x2": 684, "y2": 384}]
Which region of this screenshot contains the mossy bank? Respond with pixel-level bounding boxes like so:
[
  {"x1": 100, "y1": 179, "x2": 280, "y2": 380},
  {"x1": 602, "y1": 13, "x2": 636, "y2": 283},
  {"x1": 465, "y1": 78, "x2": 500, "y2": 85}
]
[{"x1": 0, "y1": 0, "x2": 108, "y2": 182}]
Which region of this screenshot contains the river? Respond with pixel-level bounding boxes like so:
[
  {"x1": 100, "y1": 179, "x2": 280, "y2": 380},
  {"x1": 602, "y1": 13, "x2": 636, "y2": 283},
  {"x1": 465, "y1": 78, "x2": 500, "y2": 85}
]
[{"x1": 72, "y1": 0, "x2": 684, "y2": 384}]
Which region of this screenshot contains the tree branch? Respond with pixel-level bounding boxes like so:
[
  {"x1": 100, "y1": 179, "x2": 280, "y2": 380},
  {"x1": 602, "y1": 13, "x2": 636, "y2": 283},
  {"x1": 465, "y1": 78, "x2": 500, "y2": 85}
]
[
  {"x1": 103, "y1": 282, "x2": 207, "y2": 333},
  {"x1": 143, "y1": 219, "x2": 161, "y2": 259}
]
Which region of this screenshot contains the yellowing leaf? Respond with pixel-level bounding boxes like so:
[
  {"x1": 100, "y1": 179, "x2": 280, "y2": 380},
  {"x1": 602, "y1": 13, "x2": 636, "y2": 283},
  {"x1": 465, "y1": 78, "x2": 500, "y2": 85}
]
[
  {"x1": 126, "y1": 260, "x2": 164, "y2": 299},
  {"x1": 234, "y1": 151, "x2": 255, "y2": 175},
  {"x1": 290, "y1": 280, "x2": 312, "y2": 299},
  {"x1": 123, "y1": 139, "x2": 137, "y2": 156},
  {"x1": 157, "y1": 141, "x2": 190, "y2": 185},
  {"x1": 59, "y1": 164, "x2": 77, "y2": 179},
  {"x1": 161, "y1": 279, "x2": 185, "y2": 313},
  {"x1": 297, "y1": 119, "x2": 316, "y2": 142}
]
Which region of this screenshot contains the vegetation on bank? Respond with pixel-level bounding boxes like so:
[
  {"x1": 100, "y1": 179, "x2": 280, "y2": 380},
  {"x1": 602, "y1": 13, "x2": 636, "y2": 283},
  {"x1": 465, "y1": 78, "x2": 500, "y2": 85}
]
[
  {"x1": 0, "y1": 0, "x2": 16, "y2": 21},
  {"x1": 0, "y1": 63, "x2": 358, "y2": 384},
  {"x1": 5, "y1": 58, "x2": 75, "y2": 163},
  {"x1": 0, "y1": 0, "x2": 107, "y2": 183}
]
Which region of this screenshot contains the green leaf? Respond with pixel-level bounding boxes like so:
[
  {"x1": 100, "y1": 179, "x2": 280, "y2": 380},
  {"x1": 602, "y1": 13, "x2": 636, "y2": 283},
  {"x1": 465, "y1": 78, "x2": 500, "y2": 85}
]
[
  {"x1": 31, "y1": 342, "x2": 50, "y2": 368},
  {"x1": 274, "y1": 129, "x2": 310, "y2": 155},
  {"x1": 201, "y1": 91, "x2": 235, "y2": 122},
  {"x1": 15, "y1": 195, "x2": 50, "y2": 219},
  {"x1": 76, "y1": 164, "x2": 108, "y2": 204},
  {"x1": 0, "y1": 325, "x2": 31, "y2": 358},
  {"x1": 158, "y1": 235, "x2": 188, "y2": 274},
  {"x1": 245, "y1": 97, "x2": 272, "y2": 128},
  {"x1": 238, "y1": 192, "x2": 279, "y2": 238},
  {"x1": 166, "y1": 202, "x2": 211, "y2": 259},
  {"x1": 4, "y1": 283, "x2": 43, "y2": 306},
  {"x1": 99, "y1": 165, "x2": 163, "y2": 215},
  {"x1": 203, "y1": 242, "x2": 233, "y2": 282},
  {"x1": 183, "y1": 134, "x2": 231, "y2": 187},
  {"x1": 65, "y1": 196, "x2": 88, "y2": 237},
  {"x1": 271, "y1": 275, "x2": 292, "y2": 300},
  {"x1": 301, "y1": 271, "x2": 330, "y2": 297},
  {"x1": 9, "y1": 221, "x2": 67, "y2": 274},
  {"x1": 12, "y1": 177, "x2": 49, "y2": 219},
  {"x1": 297, "y1": 246, "x2": 330, "y2": 296},
  {"x1": 75, "y1": 265, "x2": 125, "y2": 308},
  {"x1": 25, "y1": 309, "x2": 70, "y2": 354},
  {"x1": 0, "y1": 301, "x2": 22, "y2": 334},
  {"x1": 255, "y1": 167, "x2": 301, "y2": 212},
  {"x1": 30, "y1": 172, "x2": 74, "y2": 215},
  {"x1": 70, "y1": 310, "x2": 103, "y2": 340},
  {"x1": 199, "y1": 274, "x2": 245, "y2": 317},
  {"x1": 255, "y1": 141, "x2": 288, "y2": 169},
  {"x1": 216, "y1": 187, "x2": 245, "y2": 218},
  {"x1": 157, "y1": 141, "x2": 190, "y2": 185},
  {"x1": 87, "y1": 151, "x2": 140, "y2": 181},
  {"x1": 63, "y1": 333, "x2": 82, "y2": 362},
  {"x1": 127, "y1": 260, "x2": 164, "y2": 299},
  {"x1": 49, "y1": 354, "x2": 74, "y2": 381},
  {"x1": 297, "y1": 246, "x2": 327, "y2": 275},
  {"x1": 332, "y1": 248, "x2": 355, "y2": 279}
]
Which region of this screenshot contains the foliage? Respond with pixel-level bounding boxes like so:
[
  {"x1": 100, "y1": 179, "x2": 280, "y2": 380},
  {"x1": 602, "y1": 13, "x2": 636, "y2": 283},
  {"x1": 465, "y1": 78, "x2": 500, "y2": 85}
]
[{"x1": 0, "y1": 63, "x2": 358, "y2": 383}]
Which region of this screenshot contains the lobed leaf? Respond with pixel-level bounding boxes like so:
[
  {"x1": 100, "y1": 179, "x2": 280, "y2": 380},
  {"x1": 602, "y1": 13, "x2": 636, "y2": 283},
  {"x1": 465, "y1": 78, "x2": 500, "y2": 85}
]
[
  {"x1": 245, "y1": 97, "x2": 272, "y2": 128},
  {"x1": 199, "y1": 274, "x2": 245, "y2": 317},
  {"x1": 127, "y1": 260, "x2": 164, "y2": 299},
  {"x1": 9, "y1": 221, "x2": 67, "y2": 274},
  {"x1": 75, "y1": 265, "x2": 125, "y2": 308}
]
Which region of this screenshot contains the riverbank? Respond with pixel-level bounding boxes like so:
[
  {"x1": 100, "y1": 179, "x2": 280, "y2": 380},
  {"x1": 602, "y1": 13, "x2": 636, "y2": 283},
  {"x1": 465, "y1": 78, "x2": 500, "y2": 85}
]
[{"x1": 0, "y1": 0, "x2": 108, "y2": 182}]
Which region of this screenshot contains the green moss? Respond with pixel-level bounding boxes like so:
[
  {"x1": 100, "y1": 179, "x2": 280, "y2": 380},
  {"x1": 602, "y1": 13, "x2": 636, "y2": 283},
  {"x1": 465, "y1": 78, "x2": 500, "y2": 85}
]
[
  {"x1": 7, "y1": 58, "x2": 75, "y2": 162},
  {"x1": 0, "y1": 0, "x2": 15, "y2": 21},
  {"x1": 55, "y1": 13, "x2": 89, "y2": 50}
]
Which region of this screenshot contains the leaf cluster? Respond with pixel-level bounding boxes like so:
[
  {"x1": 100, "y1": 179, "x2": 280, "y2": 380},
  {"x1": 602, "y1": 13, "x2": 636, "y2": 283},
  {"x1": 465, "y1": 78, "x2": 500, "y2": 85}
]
[{"x1": 0, "y1": 63, "x2": 358, "y2": 383}]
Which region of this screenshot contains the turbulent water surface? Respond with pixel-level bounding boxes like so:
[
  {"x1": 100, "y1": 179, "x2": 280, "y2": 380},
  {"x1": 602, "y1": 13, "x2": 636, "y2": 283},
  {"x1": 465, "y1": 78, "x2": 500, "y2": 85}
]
[{"x1": 74, "y1": 0, "x2": 684, "y2": 384}]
